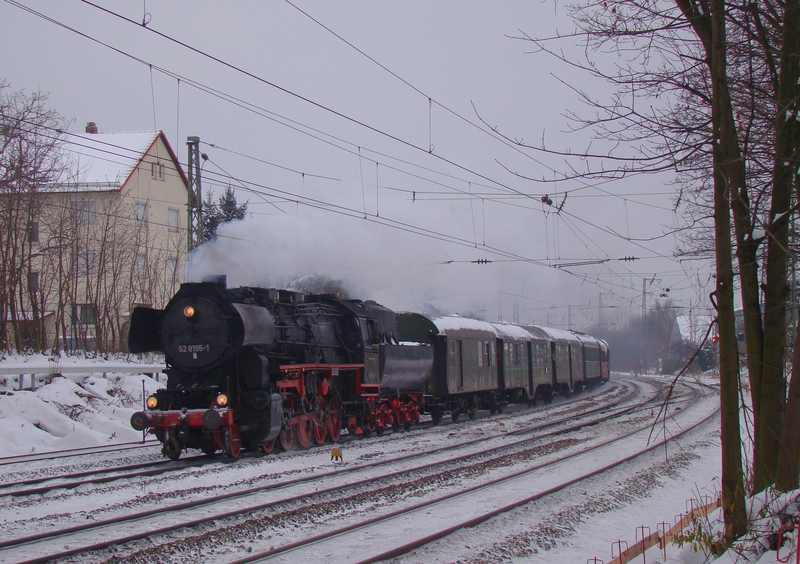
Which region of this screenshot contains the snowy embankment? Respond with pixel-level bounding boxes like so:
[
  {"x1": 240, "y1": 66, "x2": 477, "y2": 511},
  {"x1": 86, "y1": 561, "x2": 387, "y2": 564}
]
[{"x1": 0, "y1": 353, "x2": 162, "y2": 455}]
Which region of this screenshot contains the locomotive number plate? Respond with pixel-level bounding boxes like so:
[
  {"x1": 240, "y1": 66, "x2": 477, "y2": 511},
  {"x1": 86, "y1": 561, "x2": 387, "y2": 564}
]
[{"x1": 178, "y1": 344, "x2": 211, "y2": 353}]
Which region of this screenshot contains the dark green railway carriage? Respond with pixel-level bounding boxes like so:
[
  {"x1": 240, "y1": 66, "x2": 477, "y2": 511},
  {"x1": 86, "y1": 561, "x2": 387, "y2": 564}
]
[
  {"x1": 398, "y1": 313, "x2": 608, "y2": 424},
  {"x1": 396, "y1": 313, "x2": 503, "y2": 421}
]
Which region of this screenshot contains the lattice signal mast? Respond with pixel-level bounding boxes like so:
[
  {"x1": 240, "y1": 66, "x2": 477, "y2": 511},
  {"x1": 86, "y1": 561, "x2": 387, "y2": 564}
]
[{"x1": 187, "y1": 136, "x2": 204, "y2": 251}]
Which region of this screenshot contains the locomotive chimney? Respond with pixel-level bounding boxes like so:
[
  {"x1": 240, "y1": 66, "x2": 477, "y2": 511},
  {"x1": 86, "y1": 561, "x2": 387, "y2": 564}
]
[
  {"x1": 85, "y1": 122, "x2": 98, "y2": 134},
  {"x1": 202, "y1": 274, "x2": 227, "y2": 288}
]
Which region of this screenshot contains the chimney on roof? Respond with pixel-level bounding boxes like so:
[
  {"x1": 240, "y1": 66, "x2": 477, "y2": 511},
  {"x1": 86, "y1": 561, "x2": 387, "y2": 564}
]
[{"x1": 85, "y1": 122, "x2": 98, "y2": 134}]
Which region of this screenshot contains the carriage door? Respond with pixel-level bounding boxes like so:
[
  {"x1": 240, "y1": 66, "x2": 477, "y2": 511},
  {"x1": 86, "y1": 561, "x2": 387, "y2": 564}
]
[
  {"x1": 449, "y1": 339, "x2": 464, "y2": 391},
  {"x1": 526, "y1": 341, "x2": 535, "y2": 397},
  {"x1": 496, "y1": 339, "x2": 505, "y2": 391}
]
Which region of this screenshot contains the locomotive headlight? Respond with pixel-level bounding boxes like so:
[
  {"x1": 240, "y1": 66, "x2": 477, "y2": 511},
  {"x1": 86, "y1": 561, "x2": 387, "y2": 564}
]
[
  {"x1": 146, "y1": 395, "x2": 159, "y2": 409},
  {"x1": 216, "y1": 393, "x2": 228, "y2": 407},
  {"x1": 183, "y1": 305, "x2": 195, "y2": 318}
]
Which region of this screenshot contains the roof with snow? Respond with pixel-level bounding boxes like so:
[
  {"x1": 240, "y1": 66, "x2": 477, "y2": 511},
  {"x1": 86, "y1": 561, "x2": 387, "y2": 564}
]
[
  {"x1": 432, "y1": 315, "x2": 497, "y2": 334},
  {"x1": 526, "y1": 325, "x2": 583, "y2": 343},
  {"x1": 673, "y1": 315, "x2": 714, "y2": 344},
  {"x1": 46, "y1": 130, "x2": 185, "y2": 192},
  {"x1": 491, "y1": 322, "x2": 536, "y2": 340}
]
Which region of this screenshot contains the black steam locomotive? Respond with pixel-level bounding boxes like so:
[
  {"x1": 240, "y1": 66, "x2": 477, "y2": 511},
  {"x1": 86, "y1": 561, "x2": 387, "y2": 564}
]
[
  {"x1": 128, "y1": 276, "x2": 432, "y2": 459},
  {"x1": 129, "y1": 277, "x2": 608, "y2": 460}
]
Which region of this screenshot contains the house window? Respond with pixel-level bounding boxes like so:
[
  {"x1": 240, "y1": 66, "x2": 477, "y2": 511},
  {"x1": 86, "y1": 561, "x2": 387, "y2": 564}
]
[
  {"x1": 168, "y1": 207, "x2": 180, "y2": 232},
  {"x1": 71, "y1": 200, "x2": 96, "y2": 224},
  {"x1": 73, "y1": 250, "x2": 96, "y2": 276},
  {"x1": 151, "y1": 161, "x2": 164, "y2": 180},
  {"x1": 135, "y1": 253, "x2": 147, "y2": 276},
  {"x1": 28, "y1": 222, "x2": 39, "y2": 243},
  {"x1": 71, "y1": 304, "x2": 96, "y2": 326},
  {"x1": 166, "y1": 257, "x2": 179, "y2": 281},
  {"x1": 28, "y1": 272, "x2": 39, "y2": 293},
  {"x1": 478, "y1": 341, "x2": 483, "y2": 367},
  {"x1": 135, "y1": 201, "x2": 147, "y2": 226}
]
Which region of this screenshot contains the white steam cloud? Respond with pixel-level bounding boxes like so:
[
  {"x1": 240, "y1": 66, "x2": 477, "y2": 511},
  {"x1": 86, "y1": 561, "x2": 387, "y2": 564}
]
[{"x1": 187, "y1": 209, "x2": 565, "y2": 321}]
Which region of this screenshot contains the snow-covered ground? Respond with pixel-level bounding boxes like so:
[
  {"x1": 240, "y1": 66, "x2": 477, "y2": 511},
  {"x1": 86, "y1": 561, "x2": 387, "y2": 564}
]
[
  {"x1": 0, "y1": 353, "x2": 162, "y2": 455},
  {"x1": 0, "y1": 354, "x2": 796, "y2": 564}
]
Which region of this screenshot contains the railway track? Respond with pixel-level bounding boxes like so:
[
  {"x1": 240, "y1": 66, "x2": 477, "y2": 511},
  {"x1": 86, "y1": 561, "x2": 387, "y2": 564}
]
[
  {"x1": 0, "y1": 377, "x2": 693, "y2": 563},
  {"x1": 0, "y1": 438, "x2": 159, "y2": 467},
  {"x1": 229, "y1": 378, "x2": 717, "y2": 563},
  {"x1": 0, "y1": 379, "x2": 628, "y2": 498}
]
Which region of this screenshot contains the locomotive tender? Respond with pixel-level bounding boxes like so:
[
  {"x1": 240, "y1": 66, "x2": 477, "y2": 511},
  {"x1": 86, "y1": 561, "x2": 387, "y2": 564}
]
[{"x1": 129, "y1": 277, "x2": 608, "y2": 460}]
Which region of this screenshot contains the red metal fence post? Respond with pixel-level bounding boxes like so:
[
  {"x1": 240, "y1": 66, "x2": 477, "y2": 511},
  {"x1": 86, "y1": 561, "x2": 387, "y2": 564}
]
[
  {"x1": 635, "y1": 526, "x2": 651, "y2": 564},
  {"x1": 776, "y1": 524, "x2": 799, "y2": 564},
  {"x1": 657, "y1": 521, "x2": 670, "y2": 561},
  {"x1": 611, "y1": 540, "x2": 630, "y2": 560}
]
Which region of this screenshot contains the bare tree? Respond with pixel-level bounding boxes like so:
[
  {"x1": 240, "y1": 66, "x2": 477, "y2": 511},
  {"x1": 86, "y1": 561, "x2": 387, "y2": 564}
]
[
  {"x1": 0, "y1": 82, "x2": 67, "y2": 351},
  {"x1": 496, "y1": 0, "x2": 800, "y2": 538}
]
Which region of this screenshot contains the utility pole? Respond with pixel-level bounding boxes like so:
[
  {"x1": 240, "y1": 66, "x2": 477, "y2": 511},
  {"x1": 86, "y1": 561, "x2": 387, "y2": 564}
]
[
  {"x1": 568, "y1": 305, "x2": 572, "y2": 330},
  {"x1": 599, "y1": 293, "x2": 603, "y2": 331},
  {"x1": 642, "y1": 278, "x2": 647, "y2": 317},
  {"x1": 187, "y1": 136, "x2": 203, "y2": 251},
  {"x1": 599, "y1": 292, "x2": 614, "y2": 332},
  {"x1": 497, "y1": 292, "x2": 503, "y2": 322}
]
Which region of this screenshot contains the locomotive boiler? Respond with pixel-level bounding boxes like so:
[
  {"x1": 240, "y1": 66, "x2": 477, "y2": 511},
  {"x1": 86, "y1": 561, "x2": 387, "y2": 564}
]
[{"x1": 128, "y1": 276, "x2": 432, "y2": 460}]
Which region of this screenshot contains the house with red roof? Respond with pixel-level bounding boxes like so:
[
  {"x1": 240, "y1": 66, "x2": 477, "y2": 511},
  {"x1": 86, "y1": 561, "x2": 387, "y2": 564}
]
[{"x1": 11, "y1": 122, "x2": 189, "y2": 351}]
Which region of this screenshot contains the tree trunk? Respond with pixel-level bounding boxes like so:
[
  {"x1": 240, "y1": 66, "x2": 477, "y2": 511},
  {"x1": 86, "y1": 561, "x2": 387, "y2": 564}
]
[
  {"x1": 776, "y1": 318, "x2": 800, "y2": 490},
  {"x1": 773, "y1": 0, "x2": 800, "y2": 492},
  {"x1": 711, "y1": 0, "x2": 748, "y2": 541}
]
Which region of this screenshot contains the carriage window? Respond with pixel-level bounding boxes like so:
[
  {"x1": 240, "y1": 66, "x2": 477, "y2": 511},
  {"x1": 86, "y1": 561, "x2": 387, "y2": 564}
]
[{"x1": 478, "y1": 341, "x2": 483, "y2": 367}]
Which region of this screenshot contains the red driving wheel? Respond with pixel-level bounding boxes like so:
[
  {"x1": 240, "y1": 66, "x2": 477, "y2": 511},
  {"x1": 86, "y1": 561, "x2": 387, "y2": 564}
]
[{"x1": 327, "y1": 394, "x2": 342, "y2": 443}]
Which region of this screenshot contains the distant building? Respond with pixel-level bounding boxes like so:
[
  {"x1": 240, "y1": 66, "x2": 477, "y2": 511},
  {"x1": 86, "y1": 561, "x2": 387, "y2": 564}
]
[
  {"x1": 8, "y1": 123, "x2": 189, "y2": 351},
  {"x1": 670, "y1": 314, "x2": 715, "y2": 349}
]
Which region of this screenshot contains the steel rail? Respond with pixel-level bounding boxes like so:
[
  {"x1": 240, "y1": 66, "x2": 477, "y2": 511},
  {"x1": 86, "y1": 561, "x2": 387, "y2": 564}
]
[
  {"x1": 1, "y1": 379, "x2": 630, "y2": 498},
  {"x1": 231, "y1": 386, "x2": 717, "y2": 563},
  {"x1": 0, "y1": 439, "x2": 158, "y2": 467},
  {"x1": 0, "y1": 379, "x2": 649, "y2": 562}
]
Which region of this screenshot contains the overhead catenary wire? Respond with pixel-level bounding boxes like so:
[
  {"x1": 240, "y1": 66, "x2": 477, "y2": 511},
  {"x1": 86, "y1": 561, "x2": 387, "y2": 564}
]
[
  {"x1": 3, "y1": 109, "x2": 700, "y2": 304},
  {"x1": 0, "y1": 2, "x2": 708, "y2": 306},
  {"x1": 3, "y1": 1, "x2": 683, "y2": 232},
  {"x1": 73, "y1": 0, "x2": 540, "y2": 201},
  {"x1": 72, "y1": 0, "x2": 675, "y2": 213}
]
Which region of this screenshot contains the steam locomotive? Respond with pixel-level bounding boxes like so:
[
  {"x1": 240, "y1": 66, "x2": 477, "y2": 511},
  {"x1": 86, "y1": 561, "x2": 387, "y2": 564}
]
[{"x1": 129, "y1": 276, "x2": 608, "y2": 460}]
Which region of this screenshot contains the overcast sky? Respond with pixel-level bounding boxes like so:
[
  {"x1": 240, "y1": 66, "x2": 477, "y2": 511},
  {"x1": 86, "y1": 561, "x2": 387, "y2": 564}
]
[{"x1": 0, "y1": 0, "x2": 712, "y2": 330}]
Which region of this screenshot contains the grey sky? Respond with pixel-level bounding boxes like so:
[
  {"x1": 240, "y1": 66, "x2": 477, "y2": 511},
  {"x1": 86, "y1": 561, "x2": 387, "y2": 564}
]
[{"x1": 1, "y1": 0, "x2": 709, "y2": 329}]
